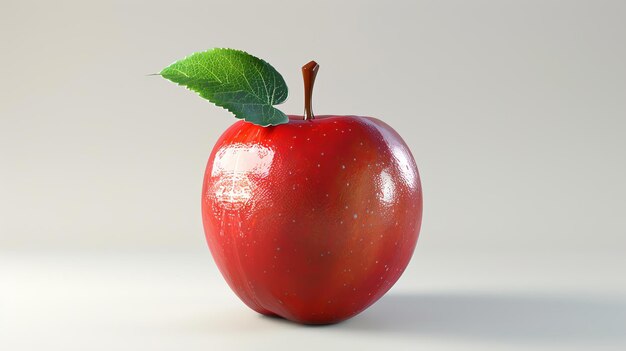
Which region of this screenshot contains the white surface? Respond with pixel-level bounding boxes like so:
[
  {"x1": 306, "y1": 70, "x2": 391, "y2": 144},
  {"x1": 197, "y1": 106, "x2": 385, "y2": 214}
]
[{"x1": 2, "y1": 249, "x2": 625, "y2": 351}]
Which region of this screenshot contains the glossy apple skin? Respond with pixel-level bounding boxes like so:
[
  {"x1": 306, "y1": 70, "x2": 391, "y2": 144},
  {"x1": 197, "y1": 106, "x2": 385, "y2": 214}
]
[{"x1": 201, "y1": 115, "x2": 422, "y2": 324}]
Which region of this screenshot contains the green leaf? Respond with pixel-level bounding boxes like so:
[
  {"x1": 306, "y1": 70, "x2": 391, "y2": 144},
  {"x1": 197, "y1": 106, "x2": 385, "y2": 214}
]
[{"x1": 160, "y1": 48, "x2": 289, "y2": 126}]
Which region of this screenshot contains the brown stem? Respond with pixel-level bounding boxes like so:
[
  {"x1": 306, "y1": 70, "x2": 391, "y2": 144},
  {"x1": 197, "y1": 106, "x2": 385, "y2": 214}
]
[{"x1": 302, "y1": 60, "x2": 319, "y2": 120}]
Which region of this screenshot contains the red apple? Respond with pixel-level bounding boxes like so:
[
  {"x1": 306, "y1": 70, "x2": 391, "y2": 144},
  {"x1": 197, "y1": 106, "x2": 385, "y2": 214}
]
[{"x1": 201, "y1": 115, "x2": 422, "y2": 324}]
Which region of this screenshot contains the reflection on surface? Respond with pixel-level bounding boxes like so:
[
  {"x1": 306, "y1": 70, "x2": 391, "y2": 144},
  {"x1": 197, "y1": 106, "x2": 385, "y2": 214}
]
[
  {"x1": 212, "y1": 143, "x2": 274, "y2": 177},
  {"x1": 360, "y1": 117, "x2": 419, "y2": 189},
  {"x1": 378, "y1": 170, "x2": 396, "y2": 205},
  {"x1": 389, "y1": 143, "x2": 418, "y2": 188},
  {"x1": 210, "y1": 143, "x2": 274, "y2": 209}
]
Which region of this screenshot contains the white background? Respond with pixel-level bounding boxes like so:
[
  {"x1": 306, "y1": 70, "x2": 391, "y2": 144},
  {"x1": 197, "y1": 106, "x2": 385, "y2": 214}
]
[{"x1": 2, "y1": 0, "x2": 625, "y2": 350}]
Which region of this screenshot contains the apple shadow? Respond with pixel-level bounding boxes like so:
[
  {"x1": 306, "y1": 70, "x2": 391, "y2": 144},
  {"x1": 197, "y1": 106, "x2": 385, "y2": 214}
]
[{"x1": 342, "y1": 292, "x2": 626, "y2": 344}]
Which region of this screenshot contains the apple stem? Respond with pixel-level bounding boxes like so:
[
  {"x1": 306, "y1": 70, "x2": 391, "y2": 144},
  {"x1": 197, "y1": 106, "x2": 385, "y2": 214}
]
[{"x1": 302, "y1": 60, "x2": 319, "y2": 120}]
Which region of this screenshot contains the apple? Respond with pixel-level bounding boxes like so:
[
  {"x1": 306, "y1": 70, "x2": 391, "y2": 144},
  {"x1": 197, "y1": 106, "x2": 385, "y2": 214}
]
[
  {"x1": 160, "y1": 50, "x2": 423, "y2": 324},
  {"x1": 202, "y1": 114, "x2": 422, "y2": 324}
]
